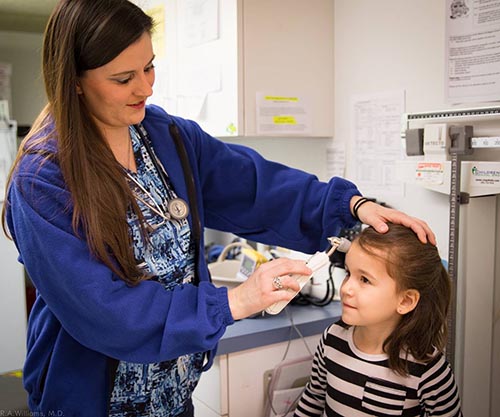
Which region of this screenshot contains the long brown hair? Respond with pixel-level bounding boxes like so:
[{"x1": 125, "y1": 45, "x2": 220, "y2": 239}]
[
  {"x1": 2, "y1": 0, "x2": 153, "y2": 285},
  {"x1": 355, "y1": 224, "x2": 451, "y2": 375}
]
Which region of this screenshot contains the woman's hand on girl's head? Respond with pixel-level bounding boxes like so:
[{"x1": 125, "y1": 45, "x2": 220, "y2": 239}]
[
  {"x1": 227, "y1": 258, "x2": 311, "y2": 320},
  {"x1": 350, "y1": 196, "x2": 436, "y2": 245}
]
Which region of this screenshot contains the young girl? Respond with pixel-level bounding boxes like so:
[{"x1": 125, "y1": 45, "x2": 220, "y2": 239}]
[{"x1": 294, "y1": 224, "x2": 462, "y2": 417}]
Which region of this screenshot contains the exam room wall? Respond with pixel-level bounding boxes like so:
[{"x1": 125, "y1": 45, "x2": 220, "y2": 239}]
[
  {"x1": 0, "y1": 31, "x2": 46, "y2": 125},
  {"x1": 334, "y1": 1, "x2": 499, "y2": 416}
]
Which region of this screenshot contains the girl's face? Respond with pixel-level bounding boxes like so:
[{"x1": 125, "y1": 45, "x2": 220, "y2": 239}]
[
  {"x1": 77, "y1": 32, "x2": 155, "y2": 137},
  {"x1": 341, "y1": 241, "x2": 405, "y2": 332}
]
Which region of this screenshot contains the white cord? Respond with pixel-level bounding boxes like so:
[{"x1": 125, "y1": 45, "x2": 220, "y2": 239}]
[{"x1": 266, "y1": 308, "x2": 313, "y2": 417}]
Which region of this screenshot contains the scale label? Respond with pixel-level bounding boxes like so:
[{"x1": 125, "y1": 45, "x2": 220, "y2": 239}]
[
  {"x1": 415, "y1": 162, "x2": 444, "y2": 184},
  {"x1": 470, "y1": 163, "x2": 500, "y2": 186}
]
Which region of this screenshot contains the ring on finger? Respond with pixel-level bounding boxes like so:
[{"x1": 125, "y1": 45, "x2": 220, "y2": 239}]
[{"x1": 272, "y1": 276, "x2": 283, "y2": 290}]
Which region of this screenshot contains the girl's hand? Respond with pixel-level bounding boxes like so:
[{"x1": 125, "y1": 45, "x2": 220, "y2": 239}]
[
  {"x1": 227, "y1": 258, "x2": 311, "y2": 320},
  {"x1": 350, "y1": 196, "x2": 436, "y2": 245}
]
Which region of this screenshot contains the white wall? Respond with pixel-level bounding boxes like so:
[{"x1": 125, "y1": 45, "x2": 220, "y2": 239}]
[
  {"x1": 0, "y1": 30, "x2": 46, "y2": 125},
  {"x1": 334, "y1": 1, "x2": 499, "y2": 416}
]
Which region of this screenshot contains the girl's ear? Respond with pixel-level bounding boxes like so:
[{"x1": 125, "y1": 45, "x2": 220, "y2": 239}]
[
  {"x1": 76, "y1": 81, "x2": 82, "y2": 95},
  {"x1": 397, "y1": 289, "x2": 420, "y2": 315}
]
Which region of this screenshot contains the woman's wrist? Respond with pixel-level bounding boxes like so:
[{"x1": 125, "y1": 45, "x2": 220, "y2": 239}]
[
  {"x1": 227, "y1": 286, "x2": 253, "y2": 321},
  {"x1": 350, "y1": 196, "x2": 372, "y2": 222},
  {"x1": 227, "y1": 287, "x2": 243, "y2": 320},
  {"x1": 350, "y1": 196, "x2": 361, "y2": 214}
]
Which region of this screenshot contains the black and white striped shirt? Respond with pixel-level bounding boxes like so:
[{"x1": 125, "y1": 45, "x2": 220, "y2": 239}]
[{"x1": 294, "y1": 322, "x2": 462, "y2": 417}]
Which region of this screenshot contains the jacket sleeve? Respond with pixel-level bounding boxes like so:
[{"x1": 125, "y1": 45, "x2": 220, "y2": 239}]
[
  {"x1": 6, "y1": 158, "x2": 234, "y2": 364},
  {"x1": 175, "y1": 117, "x2": 360, "y2": 254}
]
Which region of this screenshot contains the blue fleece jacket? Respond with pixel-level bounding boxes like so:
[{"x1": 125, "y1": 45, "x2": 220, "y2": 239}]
[{"x1": 6, "y1": 105, "x2": 360, "y2": 415}]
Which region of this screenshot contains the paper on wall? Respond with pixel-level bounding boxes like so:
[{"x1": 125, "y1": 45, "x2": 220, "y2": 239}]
[
  {"x1": 350, "y1": 90, "x2": 405, "y2": 199},
  {"x1": 256, "y1": 93, "x2": 312, "y2": 136},
  {"x1": 445, "y1": 0, "x2": 500, "y2": 103}
]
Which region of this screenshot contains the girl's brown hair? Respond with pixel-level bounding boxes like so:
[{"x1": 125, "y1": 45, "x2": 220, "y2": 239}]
[
  {"x1": 2, "y1": 0, "x2": 153, "y2": 285},
  {"x1": 356, "y1": 224, "x2": 451, "y2": 375}
]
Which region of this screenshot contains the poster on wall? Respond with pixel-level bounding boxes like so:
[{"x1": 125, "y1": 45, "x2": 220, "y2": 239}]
[
  {"x1": 350, "y1": 90, "x2": 405, "y2": 199},
  {"x1": 178, "y1": 0, "x2": 219, "y2": 48},
  {"x1": 445, "y1": 0, "x2": 500, "y2": 103}
]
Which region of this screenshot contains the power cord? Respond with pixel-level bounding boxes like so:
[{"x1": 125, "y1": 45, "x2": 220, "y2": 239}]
[
  {"x1": 278, "y1": 257, "x2": 334, "y2": 308},
  {"x1": 265, "y1": 308, "x2": 314, "y2": 417},
  {"x1": 290, "y1": 267, "x2": 335, "y2": 307}
]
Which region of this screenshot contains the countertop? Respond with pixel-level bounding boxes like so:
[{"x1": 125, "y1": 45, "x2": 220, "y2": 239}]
[{"x1": 217, "y1": 301, "x2": 342, "y2": 355}]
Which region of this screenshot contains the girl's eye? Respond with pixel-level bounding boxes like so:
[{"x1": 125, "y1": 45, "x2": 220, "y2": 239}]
[
  {"x1": 145, "y1": 64, "x2": 155, "y2": 73},
  {"x1": 360, "y1": 276, "x2": 371, "y2": 284}
]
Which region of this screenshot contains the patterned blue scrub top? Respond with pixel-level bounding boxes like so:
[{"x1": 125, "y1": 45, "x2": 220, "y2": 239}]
[{"x1": 109, "y1": 125, "x2": 203, "y2": 417}]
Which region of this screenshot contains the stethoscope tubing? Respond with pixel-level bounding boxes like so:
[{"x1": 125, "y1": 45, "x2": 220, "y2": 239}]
[{"x1": 134, "y1": 122, "x2": 202, "y2": 284}]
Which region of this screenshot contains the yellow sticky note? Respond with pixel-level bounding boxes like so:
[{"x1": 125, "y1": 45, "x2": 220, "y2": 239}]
[
  {"x1": 273, "y1": 116, "x2": 297, "y2": 125},
  {"x1": 265, "y1": 96, "x2": 299, "y2": 102}
]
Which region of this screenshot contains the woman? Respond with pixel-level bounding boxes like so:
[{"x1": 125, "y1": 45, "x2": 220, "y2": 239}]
[{"x1": 2, "y1": 0, "x2": 434, "y2": 415}]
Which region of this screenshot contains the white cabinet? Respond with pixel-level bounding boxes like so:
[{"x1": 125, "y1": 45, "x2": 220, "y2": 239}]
[
  {"x1": 237, "y1": 0, "x2": 334, "y2": 138},
  {"x1": 193, "y1": 355, "x2": 229, "y2": 417},
  {"x1": 135, "y1": 0, "x2": 334, "y2": 138},
  {"x1": 193, "y1": 334, "x2": 320, "y2": 417}
]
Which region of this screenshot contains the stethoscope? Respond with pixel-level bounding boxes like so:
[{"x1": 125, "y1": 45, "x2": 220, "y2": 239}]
[{"x1": 133, "y1": 122, "x2": 202, "y2": 285}]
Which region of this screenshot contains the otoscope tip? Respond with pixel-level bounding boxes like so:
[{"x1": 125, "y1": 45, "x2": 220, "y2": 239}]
[{"x1": 326, "y1": 237, "x2": 351, "y2": 256}]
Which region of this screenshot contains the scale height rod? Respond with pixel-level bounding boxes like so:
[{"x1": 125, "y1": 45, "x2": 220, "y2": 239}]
[{"x1": 447, "y1": 152, "x2": 461, "y2": 367}]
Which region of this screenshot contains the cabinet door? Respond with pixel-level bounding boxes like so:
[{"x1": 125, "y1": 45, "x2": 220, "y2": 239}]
[
  {"x1": 193, "y1": 397, "x2": 227, "y2": 417},
  {"x1": 193, "y1": 355, "x2": 229, "y2": 416},
  {"x1": 242, "y1": 0, "x2": 334, "y2": 137}
]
